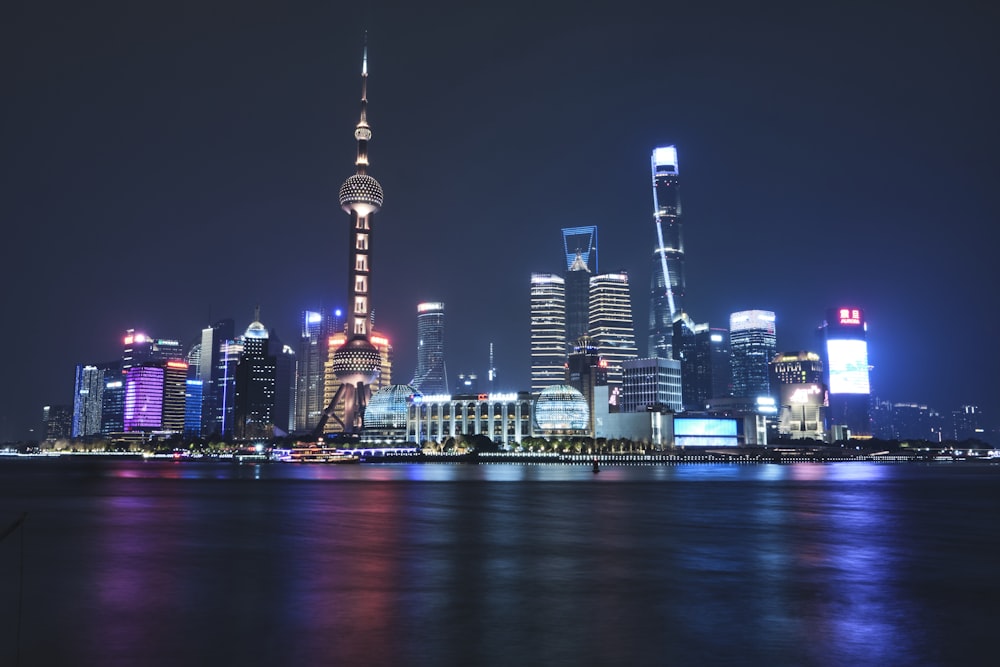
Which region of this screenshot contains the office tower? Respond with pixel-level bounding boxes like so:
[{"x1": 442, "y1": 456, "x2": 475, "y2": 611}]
[
  {"x1": 412, "y1": 302, "x2": 448, "y2": 394},
  {"x1": 273, "y1": 340, "x2": 296, "y2": 436},
  {"x1": 122, "y1": 330, "x2": 184, "y2": 369},
  {"x1": 455, "y1": 372, "x2": 478, "y2": 394},
  {"x1": 819, "y1": 307, "x2": 872, "y2": 438},
  {"x1": 564, "y1": 254, "x2": 591, "y2": 354},
  {"x1": 295, "y1": 310, "x2": 333, "y2": 433},
  {"x1": 101, "y1": 363, "x2": 124, "y2": 436},
  {"x1": 951, "y1": 405, "x2": 983, "y2": 442},
  {"x1": 162, "y1": 361, "x2": 188, "y2": 435},
  {"x1": 565, "y1": 336, "x2": 608, "y2": 434},
  {"x1": 886, "y1": 403, "x2": 943, "y2": 441},
  {"x1": 530, "y1": 273, "x2": 566, "y2": 392},
  {"x1": 318, "y1": 40, "x2": 383, "y2": 435},
  {"x1": 672, "y1": 315, "x2": 729, "y2": 411},
  {"x1": 730, "y1": 310, "x2": 777, "y2": 400},
  {"x1": 184, "y1": 380, "x2": 203, "y2": 437},
  {"x1": 648, "y1": 145, "x2": 684, "y2": 358},
  {"x1": 707, "y1": 328, "x2": 733, "y2": 400},
  {"x1": 233, "y1": 313, "x2": 277, "y2": 440},
  {"x1": 72, "y1": 364, "x2": 105, "y2": 438},
  {"x1": 770, "y1": 351, "x2": 826, "y2": 440},
  {"x1": 588, "y1": 272, "x2": 638, "y2": 387},
  {"x1": 620, "y1": 358, "x2": 683, "y2": 414},
  {"x1": 42, "y1": 405, "x2": 72, "y2": 442},
  {"x1": 562, "y1": 226, "x2": 597, "y2": 352},
  {"x1": 123, "y1": 365, "x2": 164, "y2": 432},
  {"x1": 199, "y1": 319, "x2": 235, "y2": 438}
]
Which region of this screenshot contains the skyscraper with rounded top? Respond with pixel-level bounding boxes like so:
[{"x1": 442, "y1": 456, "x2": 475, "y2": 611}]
[{"x1": 412, "y1": 302, "x2": 448, "y2": 395}]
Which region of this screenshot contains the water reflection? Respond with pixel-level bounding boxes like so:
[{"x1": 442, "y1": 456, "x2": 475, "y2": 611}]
[{"x1": 1, "y1": 460, "x2": 995, "y2": 666}]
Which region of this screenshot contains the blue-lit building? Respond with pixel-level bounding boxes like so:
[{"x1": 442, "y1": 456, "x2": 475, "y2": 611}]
[
  {"x1": 819, "y1": 307, "x2": 872, "y2": 439},
  {"x1": 648, "y1": 145, "x2": 684, "y2": 359},
  {"x1": 412, "y1": 302, "x2": 448, "y2": 394},
  {"x1": 730, "y1": 310, "x2": 777, "y2": 400},
  {"x1": 184, "y1": 380, "x2": 203, "y2": 437}
]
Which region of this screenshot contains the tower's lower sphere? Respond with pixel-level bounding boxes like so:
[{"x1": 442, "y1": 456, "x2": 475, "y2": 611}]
[
  {"x1": 332, "y1": 336, "x2": 381, "y2": 385},
  {"x1": 339, "y1": 174, "x2": 384, "y2": 214}
]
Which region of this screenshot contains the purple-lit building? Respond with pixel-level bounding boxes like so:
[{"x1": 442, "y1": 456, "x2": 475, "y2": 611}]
[{"x1": 123, "y1": 365, "x2": 164, "y2": 432}]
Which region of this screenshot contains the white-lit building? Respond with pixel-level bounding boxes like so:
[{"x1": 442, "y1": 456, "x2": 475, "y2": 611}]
[{"x1": 407, "y1": 392, "x2": 533, "y2": 448}]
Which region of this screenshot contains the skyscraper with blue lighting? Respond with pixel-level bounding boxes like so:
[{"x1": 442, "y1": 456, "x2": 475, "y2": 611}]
[{"x1": 648, "y1": 146, "x2": 684, "y2": 359}]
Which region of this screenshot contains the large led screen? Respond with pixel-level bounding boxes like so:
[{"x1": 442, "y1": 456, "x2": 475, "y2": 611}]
[
  {"x1": 674, "y1": 418, "x2": 738, "y2": 437},
  {"x1": 826, "y1": 339, "x2": 871, "y2": 394}
]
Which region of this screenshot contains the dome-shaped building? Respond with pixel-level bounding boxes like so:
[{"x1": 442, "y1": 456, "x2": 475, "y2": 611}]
[
  {"x1": 363, "y1": 384, "x2": 417, "y2": 443},
  {"x1": 533, "y1": 384, "x2": 590, "y2": 436}
]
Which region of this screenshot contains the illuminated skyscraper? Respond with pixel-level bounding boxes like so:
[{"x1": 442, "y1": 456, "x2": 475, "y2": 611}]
[
  {"x1": 530, "y1": 273, "x2": 566, "y2": 392},
  {"x1": 233, "y1": 312, "x2": 276, "y2": 440},
  {"x1": 819, "y1": 307, "x2": 872, "y2": 438},
  {"x1": 648, "y1": 146, "x2": 684, "y2": 359},
  {"x1": 730, "y1": 310, "x2": 777, "y2": 400},
  {"x1": 589, "y1": 272, "x2": 638, "y2": 387},
  {"x1": 317, "y1": 39, "x2": 384, "y2": 435},
  {"x1": 412, "y1": 302, "x2": 448, "y2": 394},
  {"x1": 770, "y1": 351, "x2": 826, "y2": 440},
  {"x1": 673, "y1": 317, "x2": 732, "y2": 410},
  {"x1": 199, "y1": 319, "x2": 235, "y2": 438},
  {"x1": 295, "y1": 310, "x2": 333, "y2": 433},
  {"x1": 72, "y1": 364, "x2": 105, "y2": 438},
  {"x1": 321, "y1": 327, "x2": 392, "y2": 434}
]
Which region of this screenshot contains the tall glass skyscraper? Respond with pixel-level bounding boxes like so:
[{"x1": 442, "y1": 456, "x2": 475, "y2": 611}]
[
  {"x1": 530, "y1": 273, "x2": 566, "y2": 392},
  {"x1": 412, "y1": 301, "x2": 448, "y2": 394},
  {"x1": 589, "y1": 273, "x2": 638, "y2": 387},
  {"x1": 648, "y1": 145, "x2": 685, "y2": 359},
  {"x1": 296, "y1": 310, "x2": 333, "y2": 433},
  {"x1": 72, "y1": 364, "x2": 105, "y2": 438},
  {"x1": 729, "y1": 310, "x2": 777, "y2": 399}
]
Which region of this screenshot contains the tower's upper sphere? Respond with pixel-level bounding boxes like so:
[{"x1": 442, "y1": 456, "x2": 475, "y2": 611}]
[
  {"x1": 332, "y1": 336, "x2": 381, "y2": 385},
  {"x1": 339, "y1": 174, "x2": 383, "y2": 215}
]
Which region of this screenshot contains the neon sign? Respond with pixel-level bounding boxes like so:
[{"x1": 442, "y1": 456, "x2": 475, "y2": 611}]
[{"x1": 838, "y1": 308, "x2": 862, "y2": 325}]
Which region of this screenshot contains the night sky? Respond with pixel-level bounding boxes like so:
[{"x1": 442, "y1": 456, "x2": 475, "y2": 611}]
[{"x1": 3, "y1": 1, "x2": 997, "y2": 441}]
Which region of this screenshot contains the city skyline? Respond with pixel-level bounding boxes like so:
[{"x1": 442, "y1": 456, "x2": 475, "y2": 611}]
[{"x1": 3, "y1": 1, "x2": 998, "y2": 440}]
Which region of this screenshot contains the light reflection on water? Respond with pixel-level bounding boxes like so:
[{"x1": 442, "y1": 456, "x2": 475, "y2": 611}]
[{"x1": 0, "y1": 459, "x2": 997, "y2": 666}]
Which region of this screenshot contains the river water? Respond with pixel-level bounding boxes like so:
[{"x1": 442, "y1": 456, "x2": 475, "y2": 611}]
[{"x1": 0, "y1": 458, "x2": 997, "y2": 666}]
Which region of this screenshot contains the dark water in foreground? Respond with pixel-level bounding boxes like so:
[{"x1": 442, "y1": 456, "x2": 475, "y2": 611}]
[{"x1": 0, "y1": 459, "x2": 998, "y2": 666}]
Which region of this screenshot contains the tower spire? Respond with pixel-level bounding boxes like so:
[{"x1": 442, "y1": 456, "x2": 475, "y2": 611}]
[{"x1": 354, "y1": 32, "x2": 371, "y2": 173}]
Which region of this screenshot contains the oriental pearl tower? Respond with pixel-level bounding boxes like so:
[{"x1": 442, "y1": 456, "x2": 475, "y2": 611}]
[{"x1": 316, "y1": 38, "x2": 383, "y2": 436}]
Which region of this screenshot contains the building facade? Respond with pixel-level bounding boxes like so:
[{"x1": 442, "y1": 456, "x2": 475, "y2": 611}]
[
  {"x1": 820, "y1": 307, "x2": 872, "y2": 438},
  {"x1": 412, "y1": 301, "x2": 448, "y2": 394},
  {"x1": 730, "y1": 310, "x2": 777, "y2": 400},
  {"x1": 770, "y1": 351, "x2": 826, "y2": 440},
  {"x1": 648, "y1": 145, "x2": 684, "y2": 359},
  {"x1": 407, "y1": 392, "x2": 533, "y2": 448},
  {"x1": 588, "y1": 272, "x2": 638, "y2": 387},
  {"x1": 530, "y1": 273, "x2": 566, "y2": 392},
  {"x1": 72, "y1": 364, "x2": 105, "y2": 438},
  {"x1": 620, "y1": 357, "x2": 683, "y2": 414}
]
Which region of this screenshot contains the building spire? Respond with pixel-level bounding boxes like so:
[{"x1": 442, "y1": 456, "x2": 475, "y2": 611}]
[{"x1": 354, "y1": 32, "x2": 371, "y2": 173}]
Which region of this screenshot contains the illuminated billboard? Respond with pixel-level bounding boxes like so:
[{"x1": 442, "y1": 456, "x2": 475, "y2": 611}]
[
  {"x1": 826, "y1": 339, "x2": 870, "y2": 394},
  {"x1": 674, "y1": 417, "x2": 738, "y2": 447},
  {"x1": 123, "y1": 366, "x2": 164, "y2": 431}
]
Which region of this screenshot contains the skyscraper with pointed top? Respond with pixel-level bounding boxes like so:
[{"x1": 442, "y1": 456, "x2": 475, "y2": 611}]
[{"x1": 316, "y1": 37, "x2": 384, "y2": 436}]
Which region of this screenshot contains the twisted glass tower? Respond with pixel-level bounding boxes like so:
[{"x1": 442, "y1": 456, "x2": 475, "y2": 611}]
[
  {"x1": 648, "y1": 146, "x2": 684, "y2": 359},
  {"x1": 317, "y1": 39, "x2": 383, "y2": 435}
]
